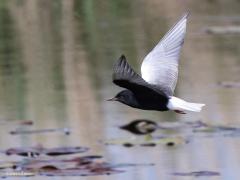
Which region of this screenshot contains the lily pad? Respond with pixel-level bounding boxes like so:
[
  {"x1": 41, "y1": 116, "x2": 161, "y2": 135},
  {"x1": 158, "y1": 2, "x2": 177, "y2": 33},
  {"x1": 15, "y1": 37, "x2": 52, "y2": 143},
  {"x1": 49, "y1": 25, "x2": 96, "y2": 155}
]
[
  {"x1": 0, "y1": 171, "x2": 36, "y2": 177},
  {"x1": 5, "y1": 146, "x2": 89, "y2": 157},
  {"x1": 44, "y1": 146, "x2": 89, "y2": 156},
  {"x1": 205, "y1": 26, "x2": 240, "y2": 34},
  {"x1": 104, "y1": 136, "x2": 187, "y2": 147},
  {"x1": 0, "y1": 120, "x2": 33, "y2": 126},
  {"x1": 0, "y1": 162, "x2": 17, "y2": 169},
  {"x1": 0, "y1": 156, "x2": 128, "y2": 177},
  {"x1": 10, "y1": 127, "x2": 70, "y2": 135},
  {"x1": 172, "y1": 171, "x2": 220, "y2": 177},
  {"x1": 0, "y1": 145, "x2": 155, "y2": 177},
  {"x1": 193, "y1": 123, "x2": 240, "y2": 136},
  {"x1": 39, "y1": 166, "x2": 123, "y2": 176}
]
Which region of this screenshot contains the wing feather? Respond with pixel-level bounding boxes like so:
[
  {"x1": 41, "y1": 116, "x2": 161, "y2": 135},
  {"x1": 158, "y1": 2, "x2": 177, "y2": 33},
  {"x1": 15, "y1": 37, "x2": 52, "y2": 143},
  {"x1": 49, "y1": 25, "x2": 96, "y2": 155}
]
[
  {"x1": 141, "y1": 13, "x2": 189, "y2": 96},
  {"x1": 113, "y1": 55, "x2": 168, "y2": 99}
]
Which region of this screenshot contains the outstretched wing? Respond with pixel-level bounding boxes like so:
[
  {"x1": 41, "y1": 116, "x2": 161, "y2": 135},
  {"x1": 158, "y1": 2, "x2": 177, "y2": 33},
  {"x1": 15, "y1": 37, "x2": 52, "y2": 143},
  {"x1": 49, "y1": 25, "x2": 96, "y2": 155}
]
[
  {"x1": 141, "y1": 13, "x2": 189, "y2": 96},
  {"x1": 113, "y1": 55, "x2": 168, "y2": 98}
]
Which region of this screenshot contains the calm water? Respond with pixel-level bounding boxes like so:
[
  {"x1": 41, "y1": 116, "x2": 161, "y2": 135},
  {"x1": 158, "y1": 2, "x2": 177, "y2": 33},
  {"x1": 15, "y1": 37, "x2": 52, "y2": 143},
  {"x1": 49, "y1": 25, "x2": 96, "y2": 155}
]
[{"x1": 1, "y1": 0, "x2": 240, "y2": 179}]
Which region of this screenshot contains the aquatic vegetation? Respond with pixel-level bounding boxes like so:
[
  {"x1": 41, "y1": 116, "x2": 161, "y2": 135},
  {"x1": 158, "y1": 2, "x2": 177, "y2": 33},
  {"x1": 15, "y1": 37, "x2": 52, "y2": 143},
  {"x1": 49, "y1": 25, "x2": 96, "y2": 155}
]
[
  {"x1": 172, "y1": 171, "x2": 220, "y2": 177},
  {"x1": 0, "y1": 145, "x2": 154, "y2": 177}
]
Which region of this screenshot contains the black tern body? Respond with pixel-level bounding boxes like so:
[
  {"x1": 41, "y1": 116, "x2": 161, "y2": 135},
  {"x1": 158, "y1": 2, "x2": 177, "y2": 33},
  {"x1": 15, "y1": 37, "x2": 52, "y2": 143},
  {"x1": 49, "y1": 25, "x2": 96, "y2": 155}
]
[{"x1": 108, "y1": 13, "x2": 205, "y2": 114}]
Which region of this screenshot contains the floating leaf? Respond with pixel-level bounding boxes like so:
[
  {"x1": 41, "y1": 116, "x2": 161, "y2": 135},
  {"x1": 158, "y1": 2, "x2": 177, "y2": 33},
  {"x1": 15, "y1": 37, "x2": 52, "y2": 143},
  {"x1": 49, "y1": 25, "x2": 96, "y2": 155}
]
[
  {"x1": 122, "y1": 143, "x2": 134, "y2": 147},
  {"x1": 39, "y1": 165, "x2": 59, "y2": 171},
  {"x1": 10, "y1": 128, "x2": 70, "y2": 135},
  {"x1": 0, "y1": 144, "x2": 155, "y2": 177},
  {"x1": 140, "y1": 143, "x2": 156, "y2": 147},
  {"x1": 154, "y1": 137, "x2": 187, "y2": 146},
  {"x1": 184, "y1": 120, "x2": 208, "y2": 129},
  {"x1": 5, "y1": 146, "x2": 88, "y2": 157},
  {"x1": 0, "y1": 120, "x2": 33, "y2": 126},
  {"x1": 0, "y1": 171, "x2": 36, "y2": 177},
  {"x1": 166, "y1": 142, "x2": 175, "y2": 147},
  {"x1": 6, "y1": 147, "x2": 41, "y2": 157},
  {"x1": 44, "y1": 146, "x2": 89, "y2": 156},
  {"x1": 104, "y1": 136, "x2": 187, "y2": 147},
  {"x1": 172, "y1": 171, "x2": 220, "y2": 177},
  {"x1": 19, "y1": 158, "x2": 79, "y2": 171},
  {"x1": 39, "y1": 166, "x2": 123, "y2": 176},
  {"x1": 193, "y1": 127, "x2": 217, "y2": 133},
  {"x1": 18, "y1": 121, "x2": 34, "y2": 126},
  {"x1": 217, "y1": 81, "x2": 240, "y2": 88},
  {"x1": 205, "y1": 26, "x2": 240, "y2": 35},
  {"x1": 193, "y1": 123, "x2": 240, "y2": 136},
  {"x1": 0, "y1": 162, "x2": 17, "y2": 169},
  {"x1": 108, "y1": 163, "x2": 155, "y2": 169},
  {"x1": 15, "y1": 156, "x2": 124, "y2": 176}
]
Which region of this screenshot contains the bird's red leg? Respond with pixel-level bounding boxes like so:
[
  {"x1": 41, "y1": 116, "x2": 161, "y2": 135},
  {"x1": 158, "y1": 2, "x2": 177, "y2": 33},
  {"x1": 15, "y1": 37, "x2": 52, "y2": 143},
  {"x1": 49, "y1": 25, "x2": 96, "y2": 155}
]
[{"x1": 174, "y1": 110, "x2": 187, "y2": 114}]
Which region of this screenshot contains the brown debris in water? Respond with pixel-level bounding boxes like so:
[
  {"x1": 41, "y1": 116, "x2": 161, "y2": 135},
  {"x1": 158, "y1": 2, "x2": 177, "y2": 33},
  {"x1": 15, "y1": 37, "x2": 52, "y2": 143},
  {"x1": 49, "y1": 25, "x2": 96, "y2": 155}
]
[
  {"x1": 10, "y1": 127, "x2": 71, "y2": 135},
  {"x1": 0, "y1": 145, "x2": 152, "y2": 177},
  {"x1": 0, "y1": 156, "x2": 123, "y2": 177},
  {"x1": 217, "y1": 81, "x2": 240, "y2": 88},
  {"x1": 5, "y1": 145, "x2": 89, "y2": 157},
  {"x1": 172, "y1": 171, "x2": 220, "y2": 177}
]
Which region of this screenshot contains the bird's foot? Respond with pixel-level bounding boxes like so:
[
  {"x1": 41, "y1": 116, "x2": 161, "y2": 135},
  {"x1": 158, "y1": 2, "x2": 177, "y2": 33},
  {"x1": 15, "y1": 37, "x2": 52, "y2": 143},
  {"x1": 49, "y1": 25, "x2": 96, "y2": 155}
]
[{"x1": 174, "y1": 110, "x2": 186, "y2": 114}]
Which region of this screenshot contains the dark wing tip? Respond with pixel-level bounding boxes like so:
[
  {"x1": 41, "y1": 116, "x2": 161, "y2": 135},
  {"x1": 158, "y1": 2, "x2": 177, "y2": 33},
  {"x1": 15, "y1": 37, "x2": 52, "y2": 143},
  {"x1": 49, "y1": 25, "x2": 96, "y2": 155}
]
[
  {"x1": 112, "y1": 54, "x2": 127, "y2": 82},
  {"x1": 114, "y1": 54, "x2": 127, "y2": 66},
  {"x1": 182, "y1": 11, "x2": 190, "y2": 19},
  {"x1": 114, "y1": 54, "x2": 127, "y2": 69},
  {"x1": 119, "y1": 54, "x2": 127, "y2": 66},
  {"x1": 120, "y1": 54, "x2": 126, "y2": 60},
  {"x1": 112, "y1": 54, "x2": 141, "y2": 87}
]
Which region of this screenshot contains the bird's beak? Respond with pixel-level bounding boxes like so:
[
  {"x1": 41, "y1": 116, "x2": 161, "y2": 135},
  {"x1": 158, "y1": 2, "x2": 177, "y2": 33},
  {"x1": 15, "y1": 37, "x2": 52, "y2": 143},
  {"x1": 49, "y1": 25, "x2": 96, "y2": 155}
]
[
  {"x1": 107, "y1": 97, "x2": 118, "y2": 101},
  {"x1": 119, "y1": 125, "x2": 127, "y2": 130}
]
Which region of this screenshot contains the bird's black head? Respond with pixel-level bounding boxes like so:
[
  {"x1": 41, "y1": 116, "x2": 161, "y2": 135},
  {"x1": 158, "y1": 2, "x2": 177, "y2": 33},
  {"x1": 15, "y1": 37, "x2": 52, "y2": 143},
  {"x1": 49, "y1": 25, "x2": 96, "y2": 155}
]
[{"x1": 108, "y1": 90, "x2": 139, "y2": 108}]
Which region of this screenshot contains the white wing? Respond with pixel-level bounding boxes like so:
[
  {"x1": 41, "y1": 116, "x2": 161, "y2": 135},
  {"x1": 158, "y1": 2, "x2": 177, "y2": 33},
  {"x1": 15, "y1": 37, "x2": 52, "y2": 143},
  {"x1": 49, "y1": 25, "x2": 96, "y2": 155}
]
[{"x1": 141, "y1": 13, "x2": 188, "y2": 96}]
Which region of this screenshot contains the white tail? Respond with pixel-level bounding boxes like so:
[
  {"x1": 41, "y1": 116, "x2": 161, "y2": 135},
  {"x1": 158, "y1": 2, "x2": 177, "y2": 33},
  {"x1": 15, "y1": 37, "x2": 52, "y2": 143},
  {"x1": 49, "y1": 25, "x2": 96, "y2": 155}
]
[{"x1": 167, "y1": 96, "x2": 205, "y2": 112}]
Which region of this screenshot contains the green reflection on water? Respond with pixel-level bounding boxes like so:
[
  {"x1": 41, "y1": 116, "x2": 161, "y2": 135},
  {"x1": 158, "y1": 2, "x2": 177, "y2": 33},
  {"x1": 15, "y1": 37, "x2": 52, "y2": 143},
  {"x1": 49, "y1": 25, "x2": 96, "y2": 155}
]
[
  {"x1": 0, "y1": 3, "x2": 25, "y2": 119},
  {"x1": 0, "y1": 1, "x2": 67, "y2": 122},
  {"x1": 74, "y1": 0, "x2": 137, "y2": 87}
]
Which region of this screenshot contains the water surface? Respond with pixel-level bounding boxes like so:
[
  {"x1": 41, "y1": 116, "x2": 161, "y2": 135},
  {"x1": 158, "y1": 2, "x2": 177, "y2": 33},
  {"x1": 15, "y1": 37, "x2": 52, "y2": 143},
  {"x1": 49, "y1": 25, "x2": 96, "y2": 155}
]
[{"x1": 0, "y1": 0, "x2": 240, "y2": 179}]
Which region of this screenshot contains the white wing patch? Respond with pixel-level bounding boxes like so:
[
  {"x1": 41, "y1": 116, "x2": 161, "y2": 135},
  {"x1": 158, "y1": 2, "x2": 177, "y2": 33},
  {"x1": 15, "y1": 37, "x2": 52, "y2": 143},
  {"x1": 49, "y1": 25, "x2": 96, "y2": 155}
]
[{"x1": 141, "y1": 13, "x2": 188, "y2": 96}]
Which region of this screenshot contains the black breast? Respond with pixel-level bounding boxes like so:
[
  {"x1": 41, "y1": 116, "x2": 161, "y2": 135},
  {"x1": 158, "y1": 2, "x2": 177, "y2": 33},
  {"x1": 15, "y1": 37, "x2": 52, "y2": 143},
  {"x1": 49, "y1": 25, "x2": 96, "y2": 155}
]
[
  {"x1": 121, "y1": 90, "x2": 169, "y2": 111},
  {"x1": 135, "y1": 91, "x2": 169, "y2": 111}
]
